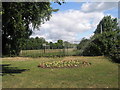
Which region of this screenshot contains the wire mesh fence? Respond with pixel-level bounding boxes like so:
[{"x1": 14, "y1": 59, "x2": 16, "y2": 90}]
[
  {"x1": 20, "y1": 48, "x2": 78, "y2": 58},
  {"x1": 19, "y1": 40, "x2": 79, "y2": 58}
]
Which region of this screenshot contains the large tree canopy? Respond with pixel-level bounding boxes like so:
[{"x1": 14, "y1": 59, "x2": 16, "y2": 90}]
[{"x1": 2, "y1": 2, "x2": 58, "y2": 56}]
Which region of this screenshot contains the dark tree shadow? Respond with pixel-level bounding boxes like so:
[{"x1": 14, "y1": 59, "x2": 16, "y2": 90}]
[{"x1": 0, "y1": 64, "x2": 29, "y2": 76}]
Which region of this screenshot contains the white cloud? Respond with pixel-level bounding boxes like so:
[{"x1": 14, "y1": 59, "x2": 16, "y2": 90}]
[
  {"x1": 81, "y1": 2, "x2": 117, "y2": 13},
  {"x1": 31, "y1": 9, "x2": 104, "y2": 42},
  {"x1": 31, "y1": 2, "x2": 117, "y2": 42}
]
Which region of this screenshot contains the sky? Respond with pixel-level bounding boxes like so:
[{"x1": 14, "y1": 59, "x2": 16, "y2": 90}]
[{"x1": 31, "y1": 2, "x2": 118, "y2": 43}]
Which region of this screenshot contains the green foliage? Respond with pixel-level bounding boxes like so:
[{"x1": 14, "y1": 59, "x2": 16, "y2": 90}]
[
  {"x1": 77, "y1": 38, "x2": 89, "y2": 50},
  {"x1": 94, "y1": 15, "x2": 118, "y2": 34},
  {"x1": 57, "y1": 40, "x2": 64, "y2": 49},
  {"x1": 82, "y1": 31, "x2": 119, "y2": 56},
  {"x1": 82, "y1": 41, "x2": 102, "y2": 56},
  {"x1": 109, "y1": 31, "x2": 120, "y2": 63},
  {"x1": 49, "y1": 42, "x2": 54, "y2": 49},
  {"x1": 22, "y1": 37, "x2": 47, "y2": 50},
  {"x1": 22, "y1": 38, "x2": 77, "y2": 50},
  {"x1": 2, "y1": 2, "x2": 57, "y2": 56},
  {"x1": 77, "y1": 16, "x2": 120, "y2": 63}
]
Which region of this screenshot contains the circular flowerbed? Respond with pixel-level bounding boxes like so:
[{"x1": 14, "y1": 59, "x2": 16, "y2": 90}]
[{"x1": 38, "y1": 60, "x2": 91, "y2": 68}]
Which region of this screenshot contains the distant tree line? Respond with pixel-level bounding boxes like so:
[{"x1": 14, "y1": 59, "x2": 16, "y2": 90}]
[
  {"x1": 22, "y1": 37, "x2": 76, "y2": 50},
  {"x1": 77, "y1": 16, "x2": 120, "y2": 63}
]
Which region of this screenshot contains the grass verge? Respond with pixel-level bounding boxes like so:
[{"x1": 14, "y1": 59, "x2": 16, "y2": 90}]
[{"x1": 2, "y1": 56, "x2": 119, "y2": 88}]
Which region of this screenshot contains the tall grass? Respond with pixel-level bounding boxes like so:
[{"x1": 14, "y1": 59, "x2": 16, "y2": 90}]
[{"x1": 20, "y1": 49, "x2": 77, "y2": 58}]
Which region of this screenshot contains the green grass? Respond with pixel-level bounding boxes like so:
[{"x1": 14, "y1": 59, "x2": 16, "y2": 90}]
[
  {"x1": 2, "y1": 56, "x2": 119, "y2": 88},
  {"x1": 20, "y1": 49, "x2": 77, "y2": 57}
]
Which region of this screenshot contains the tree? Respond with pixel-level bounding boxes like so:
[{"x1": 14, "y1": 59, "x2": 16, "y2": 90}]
[
  {"x1": 77, "y1": 38, "x2": 89, "y2": 50},
  {"x1": 57, "y1": 40, "x2": 63, "y2": 49},
  {"x1": 2, "y1": 2, "x2": 59, "y2": 56},
  {"x1": 78, "y1": 16, "x2": 120, "y2": 62},
  {"x1": 109, "y1": 30, "x2": 120, "y2": 63},
  {"x1": 22, "y1": 37, "x2": 47, "y2": 50},
  {"x1": 94, "y1": 16, "x2": 118, "y2": 34},
  {"x1": 82, "y1": 32, "x2": 118, "y2": 56},
  {"x1": 49, "y1": 42, "x2": 54, "y2": 49},
  {"x1": 94, "y1": 16, "x2": 120, "y2": 62},
  {"x1": 64, "y1": 41, "x2": 70, "y2": 48}
]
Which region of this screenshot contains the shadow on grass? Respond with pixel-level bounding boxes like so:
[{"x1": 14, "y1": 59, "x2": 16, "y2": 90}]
[{"x1": 0, "y1": 64, "x2": 29, "y2": 76}]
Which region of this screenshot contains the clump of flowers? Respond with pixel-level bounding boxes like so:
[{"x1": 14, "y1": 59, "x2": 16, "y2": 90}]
[{"x1": 38, "y1": 60, "x2": 91, "y2": 68}]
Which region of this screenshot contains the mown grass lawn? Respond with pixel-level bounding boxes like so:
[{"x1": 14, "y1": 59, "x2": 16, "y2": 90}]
[{"x1": 2, "y1": 56, "x2": 119, "y2": 88}]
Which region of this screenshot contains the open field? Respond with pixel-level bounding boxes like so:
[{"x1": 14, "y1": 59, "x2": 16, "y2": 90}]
[
  {"x1": 20, "y1": 49, "x2": 78, "y2": 57},
  {"x1": 2, "y1": 56, "x2": 119, "y2": 88}
]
